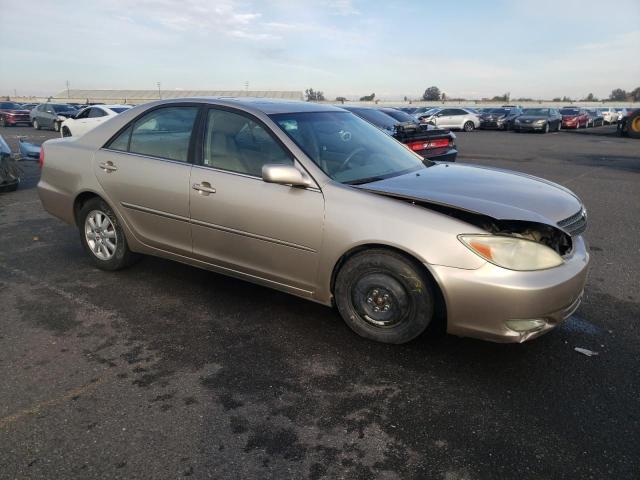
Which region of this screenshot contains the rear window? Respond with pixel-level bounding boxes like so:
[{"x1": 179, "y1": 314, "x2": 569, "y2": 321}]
[
  {"x1": 347, "y1": 108, "x2": 397, "y2": 130},
  {"x1": 52, "y1": 104, "x2": 75, "y2": 112},
  {"x1": 560, "y1": 109, "x2": 579, "y2": 115},
  {"x1": 0, "y1": 102, "x2": 22, "y2": 109},
  {"x1": 109, "y1": 107, "x2": 131, "y2": 114}
]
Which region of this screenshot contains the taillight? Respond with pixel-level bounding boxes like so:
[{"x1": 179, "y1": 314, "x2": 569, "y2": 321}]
[
  {"x1": 39, "y1": 147, "x2": 44, "y2": 169},
  {"x1": 406, "y1": 138, "x2": 450, "y2": 151}
]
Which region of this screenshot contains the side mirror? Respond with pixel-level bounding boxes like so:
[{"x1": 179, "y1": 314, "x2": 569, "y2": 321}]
[{"x1": 262, "y1": 164, "x2": 311, "y2": 188}]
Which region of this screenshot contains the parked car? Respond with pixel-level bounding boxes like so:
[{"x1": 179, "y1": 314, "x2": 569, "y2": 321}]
[
  {"x1": 18, "y1": 137, "x2": 41, "y2": 160},
  {"x1": 342, "y1": 106, "x2": 457, "y2": 161},
  {"x1": 560, "y1": 108, "x2": 589, "y2": 129},
  {"x1": 513, "y1": 108, "x2": 563, "y2": 133},
  {"x1": 30, "y1": 103, "x2": 78, "y2": 132},
  {"x1": 617, "y1": 108, "x2": 640, "y2": 139},
  {"x1": 418, "y1": 108, "x2": 480, "y2": 131},
  {"x1": 20, "y1": 103, "x2": 38, "y2": 111},
  {"x1": 0, "y1": 101, "x2": 32, "y2": 127},
  {"x1": 479, "y1": 107, "x2": 523, "y2": 130},
  {"x1": 0, "y1": 134, "x2": 20, "y2": 192},
  {"x1": 598, "y1": 107, "x2": 618, "y2": 124},
  {"x1": 584, "y1": 109, "x2": 604, "y2": 127},
  {"x1": 38, "y1": 98, "x2": 589, "y2": 344},
  {"x1": 613, "y1": 108, "x2": 628, "y2": 122},
  {"x1": 61, "y1": 105, "x2": 132, "y2": 138}
]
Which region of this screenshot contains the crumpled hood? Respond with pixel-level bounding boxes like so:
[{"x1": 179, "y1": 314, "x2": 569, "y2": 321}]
[
  {"x1": 516, "y1": 115, "x2": 547, "y2": 122},
  {"x1": 358, "y1": 163, "x2": 582, "y2": 226}
]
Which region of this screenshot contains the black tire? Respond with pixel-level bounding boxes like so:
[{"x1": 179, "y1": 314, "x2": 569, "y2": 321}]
[
  {"x1": 463, "y1": 121, "x2": 474, "y2": 132},
  {"x1": 556, "y1": 121, "x2": 561, "y2": 132},
  {"x1": 62, "y1": 126, "x2": 72, "y2": 137},
  {"x1": 0, "y1": 116, "x2": 7, "y2": 127},
  {"x1": 54, "y1": 121, "x2": 60, "y2": 132},
  {"x1": 543, "y1": 122, "x2": 549, "y2": 134},
  {"x1": 334, "y1": 249, "x2": 434, "y2": 344},
  {"x1": 33, "y1": 119, "x2": 40, "y2": 130},
  {"x1": 77, "y1": 197, "x2": 139, "y2": 271}
]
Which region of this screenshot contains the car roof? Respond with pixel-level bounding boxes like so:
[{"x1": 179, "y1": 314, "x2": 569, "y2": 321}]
[{"x1": 183, "y1": 97, "x2": 344, "y2": 114}]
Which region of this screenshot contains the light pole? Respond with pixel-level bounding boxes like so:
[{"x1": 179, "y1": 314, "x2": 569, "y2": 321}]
[
  {"x1": 66, "y1": 80, "x2": 70, "y2": 98},
  {"x1": 157, "y1": 82, "x2": 161, "y2": 99}
]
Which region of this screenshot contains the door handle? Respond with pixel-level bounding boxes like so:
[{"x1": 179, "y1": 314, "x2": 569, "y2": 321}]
[
  {"x1": 99, "y1": 161, "x2": 118, "y2": 172},
  {"x1": 192, "y1": 182, "x2": 216, "y2": 195}
]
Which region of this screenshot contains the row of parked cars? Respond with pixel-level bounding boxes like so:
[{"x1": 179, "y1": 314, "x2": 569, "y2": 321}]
[{"x1": 0, "y1": 101, "x2": 133, "y2": 136}]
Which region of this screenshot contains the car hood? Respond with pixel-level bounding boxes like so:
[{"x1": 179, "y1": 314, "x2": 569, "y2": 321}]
[
  {"x1": 56, "y1": 111, "x2": 77, "y2": 117},
  {"x1": 0, "y1": 109, "x2": 30, "y2": 114},
  {"x1": 358, "y1": 163, "x2": 582, "y2": 225}
]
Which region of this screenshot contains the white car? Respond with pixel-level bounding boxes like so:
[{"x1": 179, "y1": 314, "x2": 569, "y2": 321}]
[
  {"x1": 418, "y1": 107, "x2": 480, "y2": 131},
  {"x1": 61, "y1": 105, "x2": 132, "y2": 137},
  {"x1": 598, "y1": 107, "x2": 619, "y2": 124}
]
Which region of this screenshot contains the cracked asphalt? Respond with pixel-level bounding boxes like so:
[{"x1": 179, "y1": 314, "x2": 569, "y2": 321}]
[{"x1": 1, "y1": 125, "x2": 639, "y2": 479}]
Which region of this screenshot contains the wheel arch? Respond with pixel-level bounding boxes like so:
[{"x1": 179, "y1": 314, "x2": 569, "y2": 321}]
[
  {"x1": 329, "y1": 243, "x2": 448, "y2": 335},
  {"x1": 73, "y1": 190, "x2": 119, "y2": 226}
]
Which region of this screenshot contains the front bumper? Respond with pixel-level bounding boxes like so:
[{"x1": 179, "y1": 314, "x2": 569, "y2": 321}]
[
  {"x1": 430, "y1": 235, "x2": 590, "y2": 343},
  {"x1": 480, "y1": 121, "x2": 506, "y2": 129},
  {"x1": 515, "y1": 123, "x2": 546, "y2": 131},
  {"x1": 4, "y1": 115, "x2": 31, "y2": 125}
]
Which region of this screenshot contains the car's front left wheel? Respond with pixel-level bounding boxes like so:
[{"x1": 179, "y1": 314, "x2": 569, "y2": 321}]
[
  {"x1": 78, "y1": 197, "x2": 139, "y2": 271},
  {"x1": 463, "y1": 121, "x2": 475, "y2": 132},
  {"x1": 54, "y1": 121, "x2": 61, "y2": 132},
  {"x1": 334, "y1": 249, "x2": 434, "y2": 344}
]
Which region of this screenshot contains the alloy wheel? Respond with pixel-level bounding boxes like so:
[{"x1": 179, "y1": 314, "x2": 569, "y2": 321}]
[{"x1": 84, "y1": 210, "x2": 118, "y2": 260}]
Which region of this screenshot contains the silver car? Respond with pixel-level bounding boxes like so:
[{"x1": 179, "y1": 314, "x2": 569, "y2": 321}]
[
  {"x1": 418, "y1": 107, "x2": 481, "y2": 131},
  {"x1": 38, "y1": 98, "x2": 589, "y2": 344}
]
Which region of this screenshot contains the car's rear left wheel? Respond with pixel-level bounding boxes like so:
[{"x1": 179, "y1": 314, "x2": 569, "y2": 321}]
[
  {"x1": 334, "y1": 249, "x2": 434, "y2": 344},
  {"x1": 78, "y1": 197, "x2": 139, "y2": 271},
  {"x1": 463, "y1": 121, "x2": 474, "y2": 132},
  {"x1": 62, "y1": 126, "x2": 72, "y2": 137}
]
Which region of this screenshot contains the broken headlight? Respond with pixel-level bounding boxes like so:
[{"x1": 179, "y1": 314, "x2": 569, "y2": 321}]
[{"x1": 459, "y1": 234, "x2": 564, "y2": 271}]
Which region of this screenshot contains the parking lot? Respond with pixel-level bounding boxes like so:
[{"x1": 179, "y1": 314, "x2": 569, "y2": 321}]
[{"x1": 1, "y1": 125, "x2": 639, "y2": 479}]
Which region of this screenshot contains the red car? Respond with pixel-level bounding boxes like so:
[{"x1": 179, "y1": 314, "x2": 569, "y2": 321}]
[
  {"x1": 0, "y1": 101, "x2": 32, "y2": 127},
  {"x1": 560, "y1": 108, "x2": 589, "y2": 129}
]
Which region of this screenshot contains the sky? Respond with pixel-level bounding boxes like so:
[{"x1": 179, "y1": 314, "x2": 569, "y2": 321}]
[{"x1": 1, "y1": 0, "x2": 639, "y2": 100}]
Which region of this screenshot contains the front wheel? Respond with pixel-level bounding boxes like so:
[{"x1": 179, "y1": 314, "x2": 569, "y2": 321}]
[
  {"x1": 78, "y1": 197, "x2": 139, "y2": 271},
  {"x1": 54, "y1": 121, "x2": 60, "y2": 132},
  {"x1": 463, "y1": 121, "x2": 475, "y2": 132},
  {"x1": 334, "y1": 249, "x2": 434, "y2": 344},
  {"x1": 0, "y1": 116, "x2": 7, "y2": 127},
  {"x1": 543, "y1": 122, "x2": 550, "y2": 134},
  {"x1": 33, "y1": 119, "x2": 40, "y2": 130},
  {"x1": 62, "y1": 126, "x2": 72, "y2": 137}
]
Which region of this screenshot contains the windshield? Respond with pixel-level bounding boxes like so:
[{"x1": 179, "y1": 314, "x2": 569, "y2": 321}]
[
  {"x1": 0, "y1": 102, "x2": 23, "y2": 109},
  {"x1": 109, "y1": 107, "x2": 131, "y2": 114},
  {"x1": 522, "y1": 108, "x2": 549, "y2": 116},
  {"x1": 381, "y1": 108, "x2": 416, "y2": 123},
  {"x1": 270, "y1": 111, "x2": 427, "y2": 185},
  {"x1": 345, "y1": 108, "x2": 398, "y2": 130},
  {"x1": 560, "y1": 108, "x2": 579, "y2": 115},
  {"x1": 486, "y1": 108, "x2": 509, "y2": 115},
  {"x1": 52, "y1": 104, "x2": 75, "y2": 112}
]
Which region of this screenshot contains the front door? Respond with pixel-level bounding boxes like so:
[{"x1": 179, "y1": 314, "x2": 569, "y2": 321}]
[
  {"x1": 93, "y1": 105, "x2": 200, "y2": 255},
  {"x1": 189, "y1": 107, "x2": 324, "y2": 293}
]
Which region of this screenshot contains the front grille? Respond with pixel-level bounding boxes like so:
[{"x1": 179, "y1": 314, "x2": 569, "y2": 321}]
[{"x1": 558, "y1": 208, "x2": 587, "y2": 236}]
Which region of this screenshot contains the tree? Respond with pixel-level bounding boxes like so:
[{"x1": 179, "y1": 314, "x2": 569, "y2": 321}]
[
  {"x1": 441, "y1": 92, "x2": 447, "y2": 102},
  {"x1": 629, "y1": 87, "x2": 640, "y2": 102},
  {"x1": 359, "y1": 93, "x2": 375, "y2": 101},
  {"x1": 581, "y1": 92, "x2": 597, "y2": 102},
  {"x1": 609, "y1": 88, "x2": 627, "y2": 101},
  {"x1": 561, "y1": 96, "x2": 573, "y2": 103},
  {"x1": 491, "y1": 92, "x2": 510, "y2": 102},
  {"x1": 422, "y1": 86, "x2": 440, "y2": 101},
  {"x1": 552, "y1": 97, "x2": 561, "y2": 102},
  {"x1": 305, "y1": 88, "x2": 325, "y2": 102},
  {"x1": 335, "y1": 96, "x2": 347, "y2": 104}
]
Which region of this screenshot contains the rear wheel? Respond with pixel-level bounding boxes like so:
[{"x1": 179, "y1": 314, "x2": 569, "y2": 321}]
[
  {"x1": 463, "y1": 121, "x2": 474, "y2": 132},
  {"x1": 543, "y1": 122, "x2": 550, "y2": 134},
  {"x1": 62, "y1": 126, "x2": 72, "y2": 137},
  {"x1": 0, "y1": 116, "x2": 7, "y2": 127},
  {"x1": 334, "y1": 249, "x2": 434, "y2": 344},
  {"x1": 78, "y1": 197, "x2": 139, "y2": 271},
  {"x1": 53, "y1": 121, "x2": 60, "y2": 132}
]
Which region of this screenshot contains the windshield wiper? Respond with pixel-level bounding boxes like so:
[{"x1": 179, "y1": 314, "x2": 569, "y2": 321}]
[{"x1": 344, "y1": 175, "x2": 389, "y2": 185}]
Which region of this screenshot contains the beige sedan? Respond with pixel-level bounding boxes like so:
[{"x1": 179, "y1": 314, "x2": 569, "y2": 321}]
[{"x1": 38, "y1": 98, "x2": 589, "y2": 344}]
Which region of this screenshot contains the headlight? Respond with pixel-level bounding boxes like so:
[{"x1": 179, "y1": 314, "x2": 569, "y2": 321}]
[
  {"x1": 515, "y1": 119, "x2": 521, "y2": 124},
  {"x1": 56, "y1": 115, "x2": 67, "y2": 121},
  {"x1": 458, "y1": 235, "x2": 564, "y2": 271},
  {"x1": 534, "y1": 119, "x2": 545, "y2": 124}
]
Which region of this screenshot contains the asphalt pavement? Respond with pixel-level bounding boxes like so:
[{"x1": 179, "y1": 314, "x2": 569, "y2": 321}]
[{"x1": 1, "y1": 124, "x2": 639, "y2": 479}]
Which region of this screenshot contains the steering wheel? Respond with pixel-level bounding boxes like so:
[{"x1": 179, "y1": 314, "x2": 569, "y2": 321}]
[{"x1": 337, "y1": 147, "x2": 367, "y2": 173}]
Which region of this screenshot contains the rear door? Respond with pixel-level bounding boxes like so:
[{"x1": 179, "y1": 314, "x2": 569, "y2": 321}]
[
  {"x1": 94, "y1": 104, "x2": 200, "y2": 255},
  {"x1": 435, "y1": 109, "x2": 455, "y2": 127},
  {"x1": 189, "y1": 107, "x2": 324, "y2": 293}
]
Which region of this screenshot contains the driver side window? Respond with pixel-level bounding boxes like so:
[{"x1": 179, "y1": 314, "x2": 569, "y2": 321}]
[{"x1": 203, "y1": 109, "x2": 293, "y2": 177}]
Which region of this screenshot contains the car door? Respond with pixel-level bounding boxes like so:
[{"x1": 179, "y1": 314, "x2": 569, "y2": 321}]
[
  {"x1": 83, "y1": 107, "x2": 109, "y2": 135},
  {"x1": 71, "y1": 107, "x2": 92, "y2": 135},
  {"x1": 93, "y1": 104, "x2": 200, "y2": 255},
  {"x1": 43, "y1": 104, "x2": 55, "y2": 128},
  {"x1": 434, "y1": 109, "x2": 454, "y2": 127},
  {"x1": 189, "y1": 107, "x2": 324, "y2": 293}
]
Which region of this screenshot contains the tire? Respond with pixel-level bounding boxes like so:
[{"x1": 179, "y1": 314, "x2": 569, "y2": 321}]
[
  {"x1": 33, "y1": 119, "x2": 40, "y2": 130},
  {"x1": 334, "y1": 249, "x2": 434, "y2": 344},
  {"x1": 543, "y1": 122, "x2": 549, "y2": 134},
  {"x1": 0, "y1": 181, "x2": 19, "y2": 193},
  {"x1": 0, "y1": 116, "x2": 7, "y2": 127},
  {"x1": 62, "y1": 126, "x2": 72, "y2": 137},
  {"x1": 77, "y1": 197, "x2": 139, "y2": 271},
  {"x1": 463, "y1": 121, "x2": 474, "y2": 132},
  {"x1": 54, "y1": 121, "x2": 60, "y2": 132},
  {"x1": 556, "y1": 120, "x2": 561, "y2": 132},
  {"x1": 628, "y1": 112, "x2": 640, "y2": 139}
]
